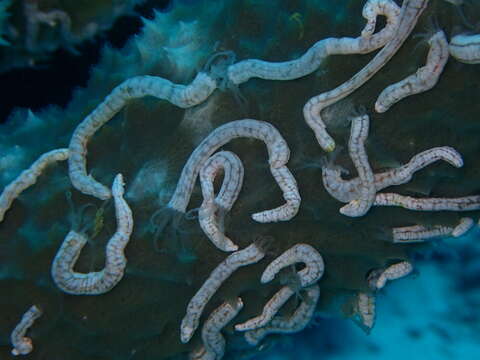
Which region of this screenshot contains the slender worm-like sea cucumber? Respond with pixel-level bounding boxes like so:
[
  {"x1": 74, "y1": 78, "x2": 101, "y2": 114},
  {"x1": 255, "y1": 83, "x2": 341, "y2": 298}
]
[
  {"x1": 0, "y1": 148, "x2": 69, "y2": 222},
  {"x1": 51, "y1": 174, "x2": 134, "y2": 295}
]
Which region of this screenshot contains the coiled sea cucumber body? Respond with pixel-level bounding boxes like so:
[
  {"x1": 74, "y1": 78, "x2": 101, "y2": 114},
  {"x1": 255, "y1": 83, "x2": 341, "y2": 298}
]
[
  {"x1": 51, "y1": 174, "x2": 134, "y2": 295},
  {"x1": 168, "y1": 119, "x2": 299, "y2": 223},
  {"x1": 235, "y1": 244, "x2": 324, "y2": 331},
  {"x1": 199, "y1": 151, "x2": 244, "y2": 252},
  {"x1": 244, "y1": 284, "x2": 320, "y2": 346}
]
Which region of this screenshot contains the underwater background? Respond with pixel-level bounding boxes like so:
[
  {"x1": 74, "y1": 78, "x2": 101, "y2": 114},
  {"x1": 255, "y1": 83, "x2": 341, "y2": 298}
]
[{"x1": 0, "y1": 0, "x2": 479, "y2": 359}]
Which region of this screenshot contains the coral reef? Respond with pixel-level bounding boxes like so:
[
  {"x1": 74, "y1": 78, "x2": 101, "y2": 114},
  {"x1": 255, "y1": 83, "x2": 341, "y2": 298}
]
[{"x1": 1, "y1": 0, "x2": 480, "y2": 359}]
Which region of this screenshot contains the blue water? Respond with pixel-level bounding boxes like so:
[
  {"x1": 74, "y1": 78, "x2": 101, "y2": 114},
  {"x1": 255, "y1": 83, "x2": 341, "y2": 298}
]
[{"x1": 262, "y1": 230, "x2": 480, "y2": 360}]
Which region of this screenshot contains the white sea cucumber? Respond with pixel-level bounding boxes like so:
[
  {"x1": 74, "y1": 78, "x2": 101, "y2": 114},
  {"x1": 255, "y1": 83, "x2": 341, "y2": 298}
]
[
  {"x1": 51, "y1": 174, "x2": 134, "y2": 295},
  {"x1": 10, "y1": 305, "x2": 42, "y2": 356},
  {"x1": 375, "y1": 30, "x2": 449, "y2": 113},
  {"x1": 250, "y1": 166, "x2": 301, "y2": 223},
  {"x1": 339, "y1": 115, "x2": 376, "y2": 217},
  {"x1": 260, "y1": 244, "x2": 325, "y2": 287},
  {"x1": 371, "y1": 261, "x2": 413, "y2": 289},
  {"x1": 322, "y1": 146, "x2": 463, "y2": 203},
  {"x1": 180, "y1": 242, "x2": 266, "y2": 343},
  {"x1": 235, "y1": 286, "x2": 296, "y2": 332},
  {"x1": 354, "y1": 292, "x2": 376, "y2": 330},
  {"x1": 449, "y1": 33, "x2": 480, "y2": 64},
  {"x1": 0, "y1": 148, "x2": 69, "y2": 223},
  {"x1": 373, "y1": 193, "x2": 480, "y2": 211},
  {"x1": 392, "y1": 224, "x2": 454, "y2": 242},
  {"x1": 227, "y1": 0, "x2": 401, "y2": 85},
  {"x1": 235, "y1": 244, "x2": 324, "y2": 331},
  {"x1": 199, "y1": 151, "x2": 244, "y2": 252},
  {"x1": 168, "y1": 119, "x2": 299, "y2": 223},
  {"x1": 244, "y1": 284, "x2": 320, "y2": 346},
  {"x1": 68, "y1": 72, "x2": 217, "y2": 200},
  {"x1": 303, "y1": 0, "x2": 429, "y2": 151},
  {"x1": 200, "y1": 298, "x2": 244, "y2": 360},
  {"x1": 452, "y1": 217, "x2": 474, "y2": 237}
]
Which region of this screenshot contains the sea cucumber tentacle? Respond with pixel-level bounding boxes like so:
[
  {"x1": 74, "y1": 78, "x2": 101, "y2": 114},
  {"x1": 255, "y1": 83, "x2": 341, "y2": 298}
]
[
  {"x1": 10, "y1": 305, "x2": 43, "y2": 356},
  {"x1": 68, "y1": 72, "x2": 217, "y2": 200},
  {"x1": 51, "y1": 174, "x2": 134, "y2": 295},
  {"x1": 303, "y1": 0, "x2": 429, "y2": 152},
  {"x1": 375, "y1": 30, "x2": 449, "y2": 113},
  {"x1": 180, "y1": 242, "x2": 265, "y2": 344},
  {"x1": 199, "y1": 151, "x2": 244, "y2": 252},
  {"x1": 244, "y1": 284, "x2": 320, "y2": 346},
  {"x1": 0, "y1": 148, "x2": 69, "y2": 223}
]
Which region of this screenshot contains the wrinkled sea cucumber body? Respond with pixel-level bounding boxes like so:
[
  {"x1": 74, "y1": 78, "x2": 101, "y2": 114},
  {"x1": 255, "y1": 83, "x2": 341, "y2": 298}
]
[
  {"x1": 322, "y1": 146, "x2": 463, "y2": 203},
  {"x1": 373, "y1": 193, "x2": 480, "y2": 211},
  {"x1": 0, "y1": 148, "x2": 69, "y2": 222},
  {"x1": 260, "y1": 244, "x2": 324, "y2": 287},
  {"x1": 69, "y1": 72, "x2": 217, "y2": 200},
  {"x1": 251, "y1": 165, "x2": 301, "y2": 223},
  {"x1": 51, "y1": 174, "x2": 134, "y2": 295},
  {"x1": 244, "y1": 284, "x2": 320, "y2": 346},
  {"x1": 372, "y1": 261, "x2": 413, "y2": 289},
  {"x1": 452, "y1": 217, "x2": 475, "y2": 237},
  {"x1": 392, "y1": 224, "x2": 454, "y2": 242},
  {"x1": 375, "y1": 30, "x2": 449, "y2": 113},
  {"x1": 236, "y1": 244, "x2": 324, "y2": 331},
  {"x1": 180, "y1": 242, "x2": 265, "y2": 344},
  {"x1": 199, "y1": 151, "x2": 244, "y2": 252},
  {"x1": 227, "y1": 0, "x2": 401, "y2": 85},
  {"x1": 339, "y1": 115, "x2": 376, "y2": 217},
  {"x1": 235, "y1": 286, "x2": 296, "y2": 332},
  {"x1": 168, "y1": 119, "x2": 299, "y2": 223},
  {"x1": 10, "y1": 305, "x2": 42, "y2": 356},
  {"x1": 200, "y1": 298, "x2": 244, "y2": 360},
  {"x1": 303, "y1": 0, "x2": 429, "y2": 152},
  {"x1": 449, "y1": 33, "x2": 480, "y2": 64},
  {"x1": 354, "y1": 292, "x2": 376, "y2": 330}
]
